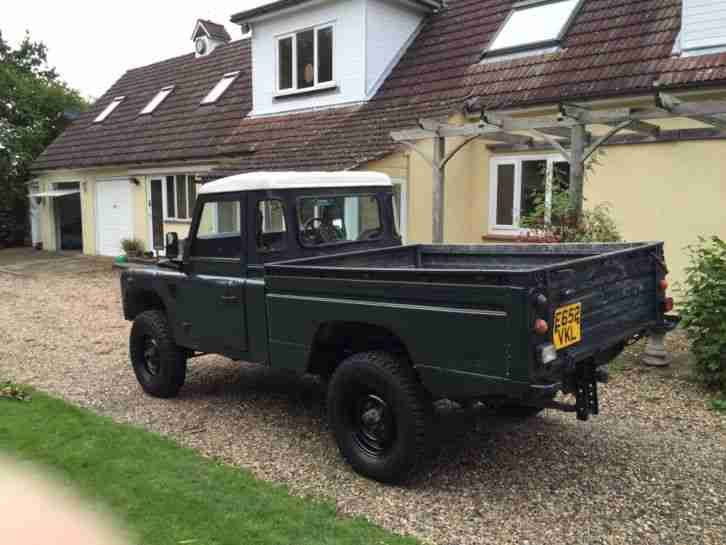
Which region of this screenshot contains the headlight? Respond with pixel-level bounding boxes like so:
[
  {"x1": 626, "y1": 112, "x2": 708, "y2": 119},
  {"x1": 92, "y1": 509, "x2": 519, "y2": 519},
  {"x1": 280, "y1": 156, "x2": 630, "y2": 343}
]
[{"x1": 539, "y1": 343, "x2": 558, "y2": 366}]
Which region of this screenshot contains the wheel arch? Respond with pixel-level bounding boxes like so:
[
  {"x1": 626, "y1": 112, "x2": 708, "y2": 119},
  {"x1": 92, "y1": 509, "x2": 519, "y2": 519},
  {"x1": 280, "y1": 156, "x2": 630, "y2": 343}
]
[
  {"x1": 124, "y1": 289, "x2": 167, "y2": 321},
  {"x1": 306, "y1": 321, "x2": 413, "y2": 378}
]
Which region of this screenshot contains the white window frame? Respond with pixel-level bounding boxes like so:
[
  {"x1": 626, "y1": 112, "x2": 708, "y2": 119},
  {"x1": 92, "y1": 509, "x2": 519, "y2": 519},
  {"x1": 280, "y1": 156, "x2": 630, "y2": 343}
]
[
  {"x1": 162, "y1": 175, "x2": 197, "y2": 222},
  {"x1": 275, "y1": 22, "x2": 336, "y2": 97},
  {"x1": 140, "y1": 85, "x2": 174, "y2": 115},
  {"x1": 483, "y1": 0, "x2": 583, "y2": 59},
  {"x1": 201, "y1": 71, "x2": 240, "y2": 105},
  {"x1": 489, "y1": 154, "x2": 569, "y2": 235},
  {"x1": 93, "y1": 96, "x2": 125, "y2": 123}
]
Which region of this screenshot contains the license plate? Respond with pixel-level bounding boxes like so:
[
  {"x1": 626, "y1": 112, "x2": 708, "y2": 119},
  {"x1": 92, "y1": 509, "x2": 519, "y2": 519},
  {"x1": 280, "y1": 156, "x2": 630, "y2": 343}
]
[{"x1": 553, "y1": 303, "x2": 582, "y2": 350}]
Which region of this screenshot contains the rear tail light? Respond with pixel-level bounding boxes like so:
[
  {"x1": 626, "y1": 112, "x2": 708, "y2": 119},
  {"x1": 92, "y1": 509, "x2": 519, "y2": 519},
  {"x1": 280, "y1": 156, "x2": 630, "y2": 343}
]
[
  {"x1": 659, "y1": 279, "x2": 669, "y2": 291},
  {"x1": 534, "y1": 319, "x2": 549, "y2": 335},
  {"x1": 663, "y1": 297, "x2": 674, "y2": 313}
]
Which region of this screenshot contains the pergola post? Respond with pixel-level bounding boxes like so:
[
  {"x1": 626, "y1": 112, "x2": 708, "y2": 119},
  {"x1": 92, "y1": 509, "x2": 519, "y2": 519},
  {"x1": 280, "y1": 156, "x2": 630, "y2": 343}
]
[
  {"x1": 569, "y1": 123, "x2": 587, "y2": 219},
  {"x1": 432, "y1": 136, "x2": 445, "y2": 243}
]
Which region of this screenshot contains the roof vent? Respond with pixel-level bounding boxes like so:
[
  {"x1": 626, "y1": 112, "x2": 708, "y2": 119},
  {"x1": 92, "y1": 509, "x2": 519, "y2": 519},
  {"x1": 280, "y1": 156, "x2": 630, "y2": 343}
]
[{"x1": 191, "y1": 19, "x2": 231, "y2": 58}]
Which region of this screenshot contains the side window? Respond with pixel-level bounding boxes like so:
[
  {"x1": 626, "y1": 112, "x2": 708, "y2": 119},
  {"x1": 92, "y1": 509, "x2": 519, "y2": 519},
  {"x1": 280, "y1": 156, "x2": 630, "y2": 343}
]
[
  {"x1": 256, "y1": 199, "x2": 287, "y2": 253},
  {"x1": 191, "y1": 199, "x2": 242, "y2": 258}
]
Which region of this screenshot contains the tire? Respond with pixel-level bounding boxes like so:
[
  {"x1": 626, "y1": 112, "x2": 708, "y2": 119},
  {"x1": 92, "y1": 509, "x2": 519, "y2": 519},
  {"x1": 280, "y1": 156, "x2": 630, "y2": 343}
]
[
  {"x1": 129, "y1": 310, "x2": 187, "y2": 398},
  {"x1": 327, "y1": 351, "x2": 431, "y2": 484}
]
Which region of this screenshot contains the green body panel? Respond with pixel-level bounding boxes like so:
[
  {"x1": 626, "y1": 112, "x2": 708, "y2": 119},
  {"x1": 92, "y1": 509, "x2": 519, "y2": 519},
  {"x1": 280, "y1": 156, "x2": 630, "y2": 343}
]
[
  {"x1": 244, "y1": 268, "x2": 271, "y2": 364},
  {"x1": 415, "y1": 366, "x2": 531, "y2": 399},
  {"x1": 174, "y1": 258, "x2": 248, "y2": 358},
  {"x1": 264, "y1": 275, "x2": 531, "y2": 390}
]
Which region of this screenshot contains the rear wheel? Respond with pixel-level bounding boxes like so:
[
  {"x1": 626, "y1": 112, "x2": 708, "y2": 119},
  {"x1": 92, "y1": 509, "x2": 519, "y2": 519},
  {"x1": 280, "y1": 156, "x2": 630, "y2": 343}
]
[
  {"x1": 327, "y1": 351, "x2": 431, "y2": 483},
  {"x1": 129, "y1": 310, "x2": 186, "y2": 398}
]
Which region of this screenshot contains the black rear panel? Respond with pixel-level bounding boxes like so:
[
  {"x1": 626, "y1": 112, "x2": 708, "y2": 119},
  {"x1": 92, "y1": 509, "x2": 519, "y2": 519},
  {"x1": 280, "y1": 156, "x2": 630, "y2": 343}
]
[{"x1": 547, "y1": 244, "x2": 662, "y2": 361}]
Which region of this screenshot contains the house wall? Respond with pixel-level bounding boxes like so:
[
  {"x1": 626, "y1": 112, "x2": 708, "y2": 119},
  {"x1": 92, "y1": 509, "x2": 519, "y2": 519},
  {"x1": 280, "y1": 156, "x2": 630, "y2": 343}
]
[
  {"x1": 36, "y1": 169, "x2": 148, "y2": 255},
  {"x1": 250, "y1": 0, "x2": 367, "y2": 116},
  {"x1": 365, "y1": 0, "x2": 423, "y2": 95},
  {"x1": 249, "y1": 0, "x2": 426, "y2": 116},
  {"x1": 681, "y1": 0, "x2": 726, "y2": 56}
]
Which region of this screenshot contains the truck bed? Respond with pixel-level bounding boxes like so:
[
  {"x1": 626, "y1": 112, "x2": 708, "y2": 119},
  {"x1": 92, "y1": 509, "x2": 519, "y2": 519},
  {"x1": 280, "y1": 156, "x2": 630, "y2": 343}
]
[
  {"x1": 266, "y1": 242, "x2": 662, "y2": 282},
  {"x1": 263, "y1": 242, "x2": 665, "y2": 399}
]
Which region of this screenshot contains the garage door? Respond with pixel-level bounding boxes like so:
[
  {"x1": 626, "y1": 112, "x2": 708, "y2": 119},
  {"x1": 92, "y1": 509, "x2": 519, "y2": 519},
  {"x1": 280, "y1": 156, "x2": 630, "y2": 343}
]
[{"x1": 96, "y1": 179, "x2": 133, "y2": 256}]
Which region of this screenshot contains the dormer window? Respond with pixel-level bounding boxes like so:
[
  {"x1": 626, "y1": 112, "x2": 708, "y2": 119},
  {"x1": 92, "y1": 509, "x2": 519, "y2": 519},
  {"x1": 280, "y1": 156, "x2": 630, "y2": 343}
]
[
  {"x1": 93, "y1": 96, "x2": 125, "y2": 123},
  {"x1": 483, "y1": 0, "x2": 582, "y2": 59},
  {"x1": 141, "y1": 85, "x2": 174, "y2": 115},
  {"x1": 201, "y1": 71, "x2": 240, "y2": 104},
  {"x1": 276, "y1": 24, "x2": 335, "y2": 96}
]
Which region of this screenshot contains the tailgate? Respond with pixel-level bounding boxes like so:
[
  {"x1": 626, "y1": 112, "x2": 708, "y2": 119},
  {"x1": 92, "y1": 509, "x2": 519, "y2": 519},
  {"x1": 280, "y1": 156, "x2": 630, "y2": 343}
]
[{"x1": 546, "y1": 243, "x2": 664, "y2": 361}]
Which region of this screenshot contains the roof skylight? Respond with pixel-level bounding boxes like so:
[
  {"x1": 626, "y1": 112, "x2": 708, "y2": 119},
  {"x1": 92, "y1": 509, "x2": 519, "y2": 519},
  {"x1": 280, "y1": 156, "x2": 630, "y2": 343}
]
[
  {"x1": 140, "y1": 85, "x2": 175, "y2": 115},
  {"x1": 484, "y1": 0, "x2": 582, "y2": 58},
  {"x1": 201, "y1": 71, "x2": 240, "y2": 104},
  {"x1": 93, "y1": 96, "x2": 125, "y2": 123}
]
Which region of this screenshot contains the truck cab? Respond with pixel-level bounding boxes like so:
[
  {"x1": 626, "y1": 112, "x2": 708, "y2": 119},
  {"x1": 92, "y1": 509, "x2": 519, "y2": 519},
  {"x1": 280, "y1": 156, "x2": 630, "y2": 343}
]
[{"x1": 122, "y1": 171, "x2": 400, "y2": 364}]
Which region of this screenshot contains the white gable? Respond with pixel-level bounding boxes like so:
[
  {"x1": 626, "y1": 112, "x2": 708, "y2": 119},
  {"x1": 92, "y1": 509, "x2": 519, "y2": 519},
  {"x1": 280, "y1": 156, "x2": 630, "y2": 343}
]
[
  {"x1": 681, "y1": 0, "x2": 726, "y2": 56},
  {"x1": 247, "y1": 0, "x2": 428, "y2": 117}
]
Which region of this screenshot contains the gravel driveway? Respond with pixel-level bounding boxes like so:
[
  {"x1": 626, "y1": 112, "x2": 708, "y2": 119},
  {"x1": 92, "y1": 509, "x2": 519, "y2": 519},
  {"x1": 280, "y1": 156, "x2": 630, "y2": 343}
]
[{"x1": 1, "y1": 258, "x2": 725, "y2": 545}]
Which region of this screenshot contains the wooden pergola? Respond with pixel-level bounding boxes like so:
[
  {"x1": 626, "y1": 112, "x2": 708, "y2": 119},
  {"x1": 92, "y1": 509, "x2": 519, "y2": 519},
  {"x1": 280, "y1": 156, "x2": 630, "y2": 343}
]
[{"x1": 391, "y1": 92, "x2": 726, "y2": 243}]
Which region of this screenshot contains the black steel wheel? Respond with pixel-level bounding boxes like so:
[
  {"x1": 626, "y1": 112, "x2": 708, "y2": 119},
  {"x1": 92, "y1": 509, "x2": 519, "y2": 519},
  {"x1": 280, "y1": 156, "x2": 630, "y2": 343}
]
[
  {"x1": 129, "y1": 310, "x2": 187, "y2": 398},
  {"x1": 327, "y1": 351, "x2": 431, "y2": 483}
]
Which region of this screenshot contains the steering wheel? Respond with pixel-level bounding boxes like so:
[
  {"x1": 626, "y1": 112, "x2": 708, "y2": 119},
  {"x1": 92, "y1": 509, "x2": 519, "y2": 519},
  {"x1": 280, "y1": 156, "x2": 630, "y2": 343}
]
[{"x1": 302, "y1": 217, "x2": 325, "y2": 244}]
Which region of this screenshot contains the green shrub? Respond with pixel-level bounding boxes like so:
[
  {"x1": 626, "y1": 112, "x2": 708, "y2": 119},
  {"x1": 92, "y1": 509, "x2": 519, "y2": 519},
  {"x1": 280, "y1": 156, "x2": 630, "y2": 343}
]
[
  {"x1": 120, "y1": 237, "x2": 144, "y2": 255},
  {"x1": 520, "y1": 189, "x2": 622, "y2": 243},
  {"x1": 680, "y1": 236, "x2": 726, "y2": 392}
]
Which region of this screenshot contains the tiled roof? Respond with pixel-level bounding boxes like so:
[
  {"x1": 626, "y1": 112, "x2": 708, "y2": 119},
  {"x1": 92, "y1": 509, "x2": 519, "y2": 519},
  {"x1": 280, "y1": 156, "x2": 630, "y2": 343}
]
[{"x1": 34, "y1": 0, "x2": 726, "y2": 175}]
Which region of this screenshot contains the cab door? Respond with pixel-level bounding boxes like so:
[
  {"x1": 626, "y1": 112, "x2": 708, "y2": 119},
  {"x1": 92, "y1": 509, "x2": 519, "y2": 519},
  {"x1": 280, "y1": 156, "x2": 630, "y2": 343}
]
[{"x1": 174, "y1": 193, "x2": 247, "y2": 358}]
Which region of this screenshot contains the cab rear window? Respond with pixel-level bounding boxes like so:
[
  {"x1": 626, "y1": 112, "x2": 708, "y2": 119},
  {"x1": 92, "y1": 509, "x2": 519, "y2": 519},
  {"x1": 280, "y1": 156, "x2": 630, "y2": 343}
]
[{"x1": 297, "y1": 195, "x2": 381, "y2": 246}]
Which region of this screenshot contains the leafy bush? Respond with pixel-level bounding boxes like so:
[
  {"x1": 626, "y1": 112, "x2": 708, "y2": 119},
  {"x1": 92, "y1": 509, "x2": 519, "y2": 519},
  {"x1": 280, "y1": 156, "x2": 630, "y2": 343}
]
[
  {"x1": 520, "y1": 188, "x2": 622, "y2": 243},
  {"x1": 120, "y1": 237, "x2": 144, "y2": 255},
  {"x1": 680, "y1": 236, "x2": 726, "y2": 392}
]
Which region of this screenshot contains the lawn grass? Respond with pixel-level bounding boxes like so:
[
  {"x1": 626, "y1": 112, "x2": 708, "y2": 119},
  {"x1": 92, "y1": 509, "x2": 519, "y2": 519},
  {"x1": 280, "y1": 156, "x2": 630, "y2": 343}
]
[{"x1": 0, "y1": 390, "x2": 419, "y2": 545}]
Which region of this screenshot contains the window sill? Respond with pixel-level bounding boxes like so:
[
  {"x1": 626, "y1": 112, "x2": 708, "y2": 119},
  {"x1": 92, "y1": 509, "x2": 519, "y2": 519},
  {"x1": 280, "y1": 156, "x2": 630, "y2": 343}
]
[{"x1": 273, "y1": 81, "x2": 338, "y2": 99}]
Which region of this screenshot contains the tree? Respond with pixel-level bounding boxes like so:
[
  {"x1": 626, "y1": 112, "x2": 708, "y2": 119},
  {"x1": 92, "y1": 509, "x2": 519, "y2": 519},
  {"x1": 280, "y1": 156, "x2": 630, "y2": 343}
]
[{"x1": 0, "y1": 29, "x2": 88, "y2": 244}]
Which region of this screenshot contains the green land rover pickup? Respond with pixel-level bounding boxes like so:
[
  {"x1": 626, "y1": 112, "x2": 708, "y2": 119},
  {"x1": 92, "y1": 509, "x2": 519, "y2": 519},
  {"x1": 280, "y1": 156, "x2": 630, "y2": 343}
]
[{"x1": 120, "y1": 171, "x2": 676, "y2": 483}]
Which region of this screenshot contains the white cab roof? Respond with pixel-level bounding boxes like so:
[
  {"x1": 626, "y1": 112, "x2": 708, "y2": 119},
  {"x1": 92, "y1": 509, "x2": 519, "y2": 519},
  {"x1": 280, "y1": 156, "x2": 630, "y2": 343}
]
[{"x1": 198, "y1": 171, "x2": 392, "y2": 195}]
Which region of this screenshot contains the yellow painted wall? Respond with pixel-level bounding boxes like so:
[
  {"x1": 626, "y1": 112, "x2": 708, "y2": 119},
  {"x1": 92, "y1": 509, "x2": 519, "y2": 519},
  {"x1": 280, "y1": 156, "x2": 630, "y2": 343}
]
[
  {"x1": 584, "y1": 140, "x2": 726, "y2": 287},
  {"x1": 362, "y1": 134, "x2": 493, "y2": 244},
  {"x1": 36, "y1": 169, "x2": 149, "y2": 255}
]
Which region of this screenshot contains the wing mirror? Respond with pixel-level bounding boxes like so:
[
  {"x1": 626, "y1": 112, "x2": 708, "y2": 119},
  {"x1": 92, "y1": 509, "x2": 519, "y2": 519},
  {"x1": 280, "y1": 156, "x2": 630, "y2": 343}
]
[{"x1": 165, "y1": 232, "x2": 179, "y2": 259}]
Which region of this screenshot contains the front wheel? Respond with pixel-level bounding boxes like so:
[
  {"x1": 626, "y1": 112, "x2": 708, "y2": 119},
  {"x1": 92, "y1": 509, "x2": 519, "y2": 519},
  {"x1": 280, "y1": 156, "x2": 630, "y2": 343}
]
[
  {"x1": 129, "y1": 310, "x2": 187, "y2": 398},
  {"x1": 327, "y1": 351, "x2": 431, "y2": 483}
]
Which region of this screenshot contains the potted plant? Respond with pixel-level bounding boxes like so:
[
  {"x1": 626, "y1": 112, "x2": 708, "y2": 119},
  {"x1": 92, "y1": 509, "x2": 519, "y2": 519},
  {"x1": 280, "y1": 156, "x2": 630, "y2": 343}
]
[{"x1": 120, "y1": 238, "x2": 144, "y2": 258}]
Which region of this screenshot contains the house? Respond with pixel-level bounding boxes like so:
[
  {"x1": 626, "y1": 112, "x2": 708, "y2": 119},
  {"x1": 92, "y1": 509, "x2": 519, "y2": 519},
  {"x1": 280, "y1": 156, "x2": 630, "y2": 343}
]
[{"x1": 32, "y1": 0, "x2": 726, "y2": 286}]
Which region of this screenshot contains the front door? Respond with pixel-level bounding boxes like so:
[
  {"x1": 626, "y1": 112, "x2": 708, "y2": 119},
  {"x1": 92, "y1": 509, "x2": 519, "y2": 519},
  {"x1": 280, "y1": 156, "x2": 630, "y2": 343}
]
[{"x1": 173, "y1": 193, "x2": 247, "y2": 358}]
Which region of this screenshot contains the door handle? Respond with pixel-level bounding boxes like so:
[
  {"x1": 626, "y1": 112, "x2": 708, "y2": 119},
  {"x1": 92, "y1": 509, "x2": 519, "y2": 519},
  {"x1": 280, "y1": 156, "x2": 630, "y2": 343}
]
[{"x1": 220, "y1": 295, "x2": 240, "y2": 304}]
